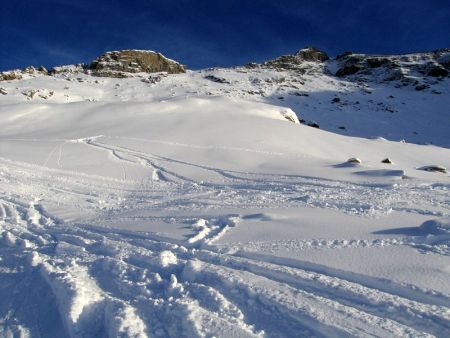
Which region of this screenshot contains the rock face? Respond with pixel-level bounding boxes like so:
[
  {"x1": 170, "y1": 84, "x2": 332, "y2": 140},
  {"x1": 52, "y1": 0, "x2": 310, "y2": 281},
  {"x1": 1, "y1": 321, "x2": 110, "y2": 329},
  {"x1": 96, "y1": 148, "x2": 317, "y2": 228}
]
[
  {"x1": 89, "y1": 50, "x2": 186, "y2": 77},
  {"x1": 295, "y1": 47, "x2": 329, "y2": 62},
  {"x1": 259, "y1": 47, "x2": 328, "y2": 72},
  {"x1": 334, "y1": 49, "x2": 450, "y2": 83}
]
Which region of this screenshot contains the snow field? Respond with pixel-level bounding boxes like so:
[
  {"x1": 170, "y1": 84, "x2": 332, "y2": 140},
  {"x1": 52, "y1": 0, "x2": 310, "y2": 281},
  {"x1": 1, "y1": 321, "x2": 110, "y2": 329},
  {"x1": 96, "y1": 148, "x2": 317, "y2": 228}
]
[{"x1": 0, "y1": 59, "x2": 449, "y2": 337}]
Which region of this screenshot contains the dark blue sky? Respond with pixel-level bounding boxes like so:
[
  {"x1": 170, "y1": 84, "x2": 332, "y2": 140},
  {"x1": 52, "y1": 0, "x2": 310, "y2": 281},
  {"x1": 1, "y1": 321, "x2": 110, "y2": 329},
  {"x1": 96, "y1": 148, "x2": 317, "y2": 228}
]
[{"x1": 1, "y1": 0, "x2": 449, "y2": 71}]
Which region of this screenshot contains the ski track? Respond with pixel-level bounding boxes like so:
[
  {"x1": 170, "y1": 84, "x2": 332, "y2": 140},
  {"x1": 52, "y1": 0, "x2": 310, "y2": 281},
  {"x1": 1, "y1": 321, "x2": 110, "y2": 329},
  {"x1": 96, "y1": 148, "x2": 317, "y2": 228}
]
[
  {"x1": 1, "y1": 147, "x2": 450, "y2": 337},
  {"x1": 0, "y1": 152, "x2": 450, "y2": 337},
  {"x1": 1, "y1": 203, "x2": 449, "y2": 337},
  {"x1": 83, "y1": 137, "x2": 449, "y2": 218}
]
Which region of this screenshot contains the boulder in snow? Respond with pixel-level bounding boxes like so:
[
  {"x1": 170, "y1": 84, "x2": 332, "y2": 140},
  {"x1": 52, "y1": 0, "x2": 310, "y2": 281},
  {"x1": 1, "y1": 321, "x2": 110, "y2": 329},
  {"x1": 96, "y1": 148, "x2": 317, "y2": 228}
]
[
  {"x1": 418, "y1": 165, "x2": 447, "y2": 173},
  {"x1": 347, "y1": 157, "x2": 362, "y2": 164}
]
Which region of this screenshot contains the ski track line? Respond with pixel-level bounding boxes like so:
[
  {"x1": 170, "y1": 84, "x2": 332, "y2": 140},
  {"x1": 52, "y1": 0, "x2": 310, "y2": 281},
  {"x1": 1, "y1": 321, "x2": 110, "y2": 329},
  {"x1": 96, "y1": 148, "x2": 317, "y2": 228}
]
[
  {"x1": 1, "y1": 199, "x2": 448, "y2": 336},
  {"x1": 1, "y1": 143, "x2": 450, "y2": 336},
  {"x1": 2, "y1": 143, "x2": 450, "y2": 219},
  {"x1": 83, "y1": 139, "x2": 449, "y2": 218}
]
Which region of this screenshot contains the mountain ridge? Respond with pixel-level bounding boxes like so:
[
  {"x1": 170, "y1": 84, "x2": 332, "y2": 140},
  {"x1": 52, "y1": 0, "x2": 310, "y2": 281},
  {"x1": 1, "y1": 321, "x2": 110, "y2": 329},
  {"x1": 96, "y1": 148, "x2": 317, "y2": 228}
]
[
  {"x1": 1, "y1": 47, "x2": 449, "y2": 147},
  {"x1": 1, "y1": 47, "x2": 449, "y2": 80}
]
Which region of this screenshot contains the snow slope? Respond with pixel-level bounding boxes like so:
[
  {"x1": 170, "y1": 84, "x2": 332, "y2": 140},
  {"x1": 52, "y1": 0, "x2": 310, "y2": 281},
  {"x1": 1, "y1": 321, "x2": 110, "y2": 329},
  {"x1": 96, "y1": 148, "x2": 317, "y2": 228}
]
[{"x1": 0, "y1": 53, "x2": 449, "y2": 337}]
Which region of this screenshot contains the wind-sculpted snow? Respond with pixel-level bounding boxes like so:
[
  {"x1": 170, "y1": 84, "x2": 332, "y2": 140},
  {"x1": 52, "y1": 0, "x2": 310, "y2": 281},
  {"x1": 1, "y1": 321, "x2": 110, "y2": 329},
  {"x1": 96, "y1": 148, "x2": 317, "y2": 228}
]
[{"x1": 0, "y1": 148, "x2": 449, "y2": 337}]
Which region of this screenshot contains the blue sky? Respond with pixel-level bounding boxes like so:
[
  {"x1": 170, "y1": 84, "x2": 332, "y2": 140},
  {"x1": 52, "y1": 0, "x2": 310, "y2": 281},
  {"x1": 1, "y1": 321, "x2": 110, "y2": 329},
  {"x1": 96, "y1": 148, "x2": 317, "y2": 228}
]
[{"x1": 1, "y1": 0, "x2": 449, "y2": 71}]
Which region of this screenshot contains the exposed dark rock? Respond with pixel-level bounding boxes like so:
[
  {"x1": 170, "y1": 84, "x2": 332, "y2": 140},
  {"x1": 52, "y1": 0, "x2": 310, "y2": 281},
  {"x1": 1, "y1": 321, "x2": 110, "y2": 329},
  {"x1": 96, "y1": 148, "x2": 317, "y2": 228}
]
[
  {"x1": 263, "y1": 55, "x2": 306, "y2": 72},
  {"x1": 0, "y1": 87, "x2": 7, "y2": 95},
  {"x1": 427, "y1": 66, "x2": 448, "y2": 77},
  {"x1": 332, "y1": 97, "x2": 341, "y2": 103},
  {"x1": 415, "y1": 84, "x2": 428, "y2": 91},
  {"x1": 262, "y1": 47, "x2": 328, "y2": 73},
  {"x1": 89, "y1": 50, "x2": 186, "y2": 77},
  {"x1": 284, "y1": 115, "x2": 297, "y2": 123},
  {"x1": 347, "y1": 157, "x2": 362, "y2": 164},
  {"x1": 367, "y1": 58, "x2": 390, "y2": 68},
  {"x1": 381, "y1": 158, "x2": 393, "y2": 164},
  {"x1": 141, "y1": 73, "x2": 168, "y2": 84},
  {"x1": 204, "y1": 75, "x2": 230, "y2": 84},
  {"x1": 336, "y1": 65, "x2": 361, "y2": 77},
  {"x1": 245, "y1": 62, "x2": 259, "y2": 69},
  {"x1": 307, "y1": 121, "x2": 320, "y2": 128},
  {"x1": 436, "y1": 49, "x2": 450, "y2": 68},
  {"x1": 418, "y1": 165, "x2": 447, "y2": 173}
]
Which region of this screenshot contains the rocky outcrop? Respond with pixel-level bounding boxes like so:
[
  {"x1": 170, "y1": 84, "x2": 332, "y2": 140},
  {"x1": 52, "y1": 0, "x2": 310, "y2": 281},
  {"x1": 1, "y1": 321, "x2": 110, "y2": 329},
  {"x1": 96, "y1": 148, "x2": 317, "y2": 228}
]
[
  {"x1": 50, "y1": 64, "x2": 86, "y2": 75},
  {"x1": 0, "y1": 71, "x2": 22, "y2": 81},
  {"x1": 1, "y1": 65, "x2": 48, "y2": 81},
  {"x1": 334, "y1": 49, "x2": 450, "y2": 85},
  {"x1": 88, "y1": 50, "x2": 186, "y2": 77},
  {"x1": 295, "y1": 47, "x2": 329, "y2": 62},
  {"x1": 260, "y1": 47, "x2": 328, "y2": 73}
]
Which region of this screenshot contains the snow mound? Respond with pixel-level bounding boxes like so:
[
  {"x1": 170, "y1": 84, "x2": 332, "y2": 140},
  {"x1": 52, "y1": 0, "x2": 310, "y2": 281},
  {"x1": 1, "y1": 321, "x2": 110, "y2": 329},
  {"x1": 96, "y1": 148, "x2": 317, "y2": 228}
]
[{"x1": 419, "y1": 218, "x2": 450, "y2": 235}]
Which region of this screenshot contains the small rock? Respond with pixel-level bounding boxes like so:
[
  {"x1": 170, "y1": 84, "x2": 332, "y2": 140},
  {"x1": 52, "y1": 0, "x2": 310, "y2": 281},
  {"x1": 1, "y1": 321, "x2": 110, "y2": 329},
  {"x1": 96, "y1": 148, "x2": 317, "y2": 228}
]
[
  {"x1": 204, "y1": 75, "x2": 230, "y2": 84},
  {"x1": 332, "y1": 97, "x2": 341, "y2": 103},
  {"x1": 381, "y1": 158, "x2": 393, "y2": 164},
  {"x1": 347, "y1": 157, "x2": 362, "y2": 164},
  {"x1": 245, "y1": 62, "x2": 258, "y2": 69},
  {"x1": 23, "y1": 65, "x2": 36, "y2": 74},
  {"x1": 0, "y1": 88, "x2": 7, "y2": 95},
  {"x1": 307, "y1": 121, "x2": 320, "y2": 128},
  {"x1": 22, "y1": 89, "x2": 39, "y2": 100},
  {"x1": 338, "y1": 126, "x2": 346, "y2": 130},
  {"x1": 415, "y1": 84, "x2": 428, "y2": 91},
  {"x1": 418, "y1": 165, "x2": 447, "y2": 173},
  {"x1": 38, "y1": 66, "x2": 48, "y2": 74}
]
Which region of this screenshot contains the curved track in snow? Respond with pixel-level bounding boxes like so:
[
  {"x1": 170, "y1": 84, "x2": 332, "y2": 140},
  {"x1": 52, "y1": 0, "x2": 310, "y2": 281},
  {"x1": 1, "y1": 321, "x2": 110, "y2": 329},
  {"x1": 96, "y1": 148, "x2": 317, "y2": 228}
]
[{"x1": 1, "y1": 147, "x2": 449, "y2": 337}]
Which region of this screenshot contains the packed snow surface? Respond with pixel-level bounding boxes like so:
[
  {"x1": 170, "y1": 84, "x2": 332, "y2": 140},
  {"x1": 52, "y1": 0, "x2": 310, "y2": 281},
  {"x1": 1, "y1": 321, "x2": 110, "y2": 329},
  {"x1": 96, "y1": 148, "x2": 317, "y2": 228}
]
[{"x1": 0, "y1": 61, "x2": 449, "y2": 337}]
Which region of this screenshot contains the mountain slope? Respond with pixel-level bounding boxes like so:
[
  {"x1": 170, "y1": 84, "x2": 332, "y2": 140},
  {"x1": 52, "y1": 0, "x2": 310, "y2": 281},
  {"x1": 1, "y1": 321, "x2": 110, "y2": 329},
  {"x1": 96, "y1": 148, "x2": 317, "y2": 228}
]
[{"x1": 0, "y1": 49, "x2": 449, "y2": 337}]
